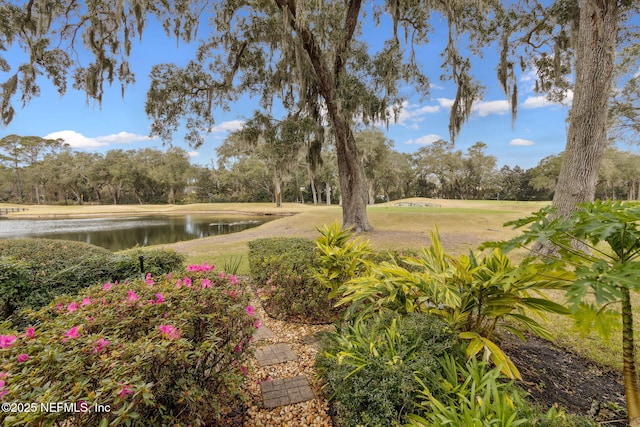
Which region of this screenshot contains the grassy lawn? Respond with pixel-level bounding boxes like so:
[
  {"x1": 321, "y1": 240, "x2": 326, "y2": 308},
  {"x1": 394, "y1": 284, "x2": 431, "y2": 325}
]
[{"x1": 2, "y1": 197, "x2": 637, "y2": 372}]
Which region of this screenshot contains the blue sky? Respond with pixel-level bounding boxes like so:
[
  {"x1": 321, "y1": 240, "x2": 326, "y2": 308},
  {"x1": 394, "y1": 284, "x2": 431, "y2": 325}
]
[{"x1": 0, "y1": 7, "x2": 583, "y2": 170}]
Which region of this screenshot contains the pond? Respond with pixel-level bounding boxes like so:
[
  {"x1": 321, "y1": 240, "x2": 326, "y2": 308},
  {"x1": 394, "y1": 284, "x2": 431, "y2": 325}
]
[{"x1": 0, "y1": 214, "x2": 274, "y2": 251}]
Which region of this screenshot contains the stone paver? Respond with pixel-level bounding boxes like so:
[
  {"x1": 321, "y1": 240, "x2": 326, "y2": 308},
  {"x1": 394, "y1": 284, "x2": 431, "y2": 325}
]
[
  {"x1": 260, "y1": 376, "x2": 315, "y2": 408},
  {"x1": 255, "y1": 343, "x2": 298, "y2": 366},
  {"x1": 253, "y1": 323, "x2": 276, "y2": 341}
]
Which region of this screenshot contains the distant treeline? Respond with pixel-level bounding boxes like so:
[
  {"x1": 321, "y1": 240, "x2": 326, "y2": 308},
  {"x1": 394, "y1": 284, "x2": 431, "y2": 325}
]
[{"x1": 1, "y1": 133, "x2": 639, "y2": 205}]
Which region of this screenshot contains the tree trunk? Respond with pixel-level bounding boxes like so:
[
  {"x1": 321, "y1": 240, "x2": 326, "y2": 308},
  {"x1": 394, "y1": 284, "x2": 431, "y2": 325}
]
[
  {"x1": 331, "y1": 113, "x2": 372, "y2": 231},
  {"x1": 326, "y1": 182, "x2": 332, "y2": 205},
  {"x1": 368, "y1": 180, "x2": 375, "y2": 205},
  {"x1": 274, "y1": 174, "x2": 282, "y2": 208},
  {"x1": 308, "y1": 164, "x2": 318, "y2": 205},
  {"x1": 552, "y1": 0, "x2": 618, "y2": 217},
  {"x1": 621, "y1": 286, "x2": 640, "y2": 426}
]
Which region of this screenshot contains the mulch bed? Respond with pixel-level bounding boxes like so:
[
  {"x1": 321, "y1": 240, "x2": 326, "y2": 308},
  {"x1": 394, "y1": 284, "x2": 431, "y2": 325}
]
[{"x1": 501, "y1": 332, "x2": 628, "y2": 425}]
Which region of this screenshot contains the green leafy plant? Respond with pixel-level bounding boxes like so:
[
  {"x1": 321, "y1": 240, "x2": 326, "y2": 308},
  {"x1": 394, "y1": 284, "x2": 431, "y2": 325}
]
[
  {"x1": 316, "y1": 311, "x2": 457, "y2": 427},
  {"x1": 407, "y1": 356, "x2": 587, "y2": 427},
  {"x1": 337, "y1": 230, "x2": 570, "y2": 379},
  {"x1": 223, "y1": 255, "x2": 243, "y2": 275},
  {"x1": 0, "y1": 263, "x2": 256, "y2": 426},
  {"x1": 501, "y1": 200, "x2": 640, "y2": 426},
  {"x1": 314, "y1": 222, "x2": 373, "y2": 298}
]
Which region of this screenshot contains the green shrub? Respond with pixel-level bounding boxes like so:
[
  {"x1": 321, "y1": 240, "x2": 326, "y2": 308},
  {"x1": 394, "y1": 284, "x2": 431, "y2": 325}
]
[
  {"x1": 0, "y1": 239, "x2": 185, "y2": 319},
  {"x1": 0, "y1": 257, "x2": 29, "y2": 319},
  {"x1": 0, "y1": 264, "x2": 257, "y2": 426},
  {"x1": 105, "y1": 247, "x2": 186, "y2": 281},
  {"x1": 248, "y1": 237, "x2": 341, "y2": 323},
  {"x1": 316, "y1": 311, "x2": 457, "y2": 427},
  {"x1": 336, "y1": 230, "x2": 570, "y2": 379}
]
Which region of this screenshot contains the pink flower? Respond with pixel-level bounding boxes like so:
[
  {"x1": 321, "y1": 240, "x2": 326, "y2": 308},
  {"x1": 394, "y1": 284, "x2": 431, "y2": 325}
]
[
  {"x1": 67, "y1": 302, "x2": 79, "y2": 313},
  {"x1": 63, "y1": 326, "x2": 80, "y2": 341},
  {"x1": 183, "y1": 277, "x2": 192, "y2": 287},
  {"x1": 25, "y1": 327, "x2": 35, "y2": 339},
  {"x1": 175, "y1": 279, "x2": 182, "y2": 288},
  {"x1": 201, "y1": 279, "x2": 211, "y2": 289},
  {"x1": 219, "y1": 272, "x2": 226, "y2": 279},
  {"x1": 0, "y1": 335, "x2": 17, "y2": 349},
  {"x1": 81, "y1": 297, "x2": 91, "y2": 306},
  {"x1": 16, "y1": 354, "x2": 29, "y2": 363},
  {"x1": 254, "y1": 319, "x2": 261, "y2": 329},
  {"x1": 145, "y1": 273, "x2": 154, "y2": 286},
  {"x1": 56, "y1": 303, "x2": 63, "y2": 311},
  {"x1": 119, "y1": 384, "x2": 134, "y2": 398},
  {"x1": 92, "y1": 338, "x2": 110, "y2": 354},
  {"x1": 127, "y1": 290, "x2": 139, "y2": 302},
  {"x1": 102, "y1": 283, "x2": 112, "y2": 291},
  {"x1": 245, "y1": 305, "x2": 255, "y2": 316},
  {"x1": 158, "y1": 324, "x2": 181, "y2": 340},
  {"x1": 0, "y1": 379, "x2": 7, "y2": 399},
  {"x1": 241, "y1": 365, "x2": 248, "y2": 376},
  {"x1": 229, "y1": 275, "x2": 238, "y2": 286},
  {"x1": 229, "y1": 290, "x2": 238, "y2": 299},
  {"x1": 155, "y1": 293, "x2": 164, "y2": 304}
]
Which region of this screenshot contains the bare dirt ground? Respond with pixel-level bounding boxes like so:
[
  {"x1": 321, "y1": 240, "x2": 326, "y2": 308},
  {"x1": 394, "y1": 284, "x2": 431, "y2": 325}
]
[{"x1": 501, "y1": 332, "x2": 627, "y2": 425}]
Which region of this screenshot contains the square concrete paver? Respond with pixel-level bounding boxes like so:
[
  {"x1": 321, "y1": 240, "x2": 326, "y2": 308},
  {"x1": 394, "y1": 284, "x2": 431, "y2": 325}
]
[
  {"x1": 253, "y1": 323, "x2": 276, "y2": 341},
  {"x1": 261, "y1": 376, "x2": 315, "y2": 408},
  {"x1": 254, "y1": 343, "x2": 298, "y2": 366}
]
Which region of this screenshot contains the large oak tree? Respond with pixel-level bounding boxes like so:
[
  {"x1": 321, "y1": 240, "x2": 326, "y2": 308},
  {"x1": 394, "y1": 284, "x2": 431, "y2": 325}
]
[{"x1": 0, "y1": 0, "x2": 495, "y2": 232}]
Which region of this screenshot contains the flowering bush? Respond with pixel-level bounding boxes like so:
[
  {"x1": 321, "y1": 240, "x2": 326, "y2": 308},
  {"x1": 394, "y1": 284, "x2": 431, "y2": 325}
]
[
  {"x1": 0, "y1": 239, "x2": 185, "y2": 320},
  {"x1": 0, "y1": 264, "x2": 256, "y2": 426}
]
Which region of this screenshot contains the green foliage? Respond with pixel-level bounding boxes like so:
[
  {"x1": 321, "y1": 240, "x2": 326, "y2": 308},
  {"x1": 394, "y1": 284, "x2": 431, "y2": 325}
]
[
  {"x1": 0, "y1": 239, "x2": 185, "y2": 319},
  {"x1": 0, "y1": 257, "x2": 29, "y2": 319},
  {"x1": 316, "y1": 311, "x2": 457, "y2": 427},
  {"x1": 105, "y1": 247, "x2": 186, "y2": 281},
  {"x1": 336, "y1": 230, "x2": 570, "y2": 379},
  {"x1": 248, "y1": 237, "x2": 340, "y2": 323},
  {"x1": 314, "y1": 222, "x2": 373, "y2": 298},
  {"x1": 0, "y1": 265, "x2": 256, "y2": 426},
  {"x1": 407, "y1": 357, "x2": 590, "y2": 427},
  {"x1": 223, "y1": 255, "x2": 243, "y2": 276},
  {"x1": 502, "y1": 200, "x2": 640, "y2": 334}
]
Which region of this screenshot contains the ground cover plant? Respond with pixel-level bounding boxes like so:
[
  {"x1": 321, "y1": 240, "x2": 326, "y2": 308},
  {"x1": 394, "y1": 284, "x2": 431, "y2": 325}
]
[
  {"x1": 0, "y1": 263, "x2": 257, "y2": 426},
  {"x1": 316, "y1": 311, "x2": 458, "y2": 426},
  {"x1": 0, "y1": 239, "x2": 184, "y2": 319}
]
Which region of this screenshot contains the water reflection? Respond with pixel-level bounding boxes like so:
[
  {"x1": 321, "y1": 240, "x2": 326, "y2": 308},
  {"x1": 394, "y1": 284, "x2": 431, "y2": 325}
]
[{"x1": 0, "y1": 215, "x2": 272, "y2": 251}]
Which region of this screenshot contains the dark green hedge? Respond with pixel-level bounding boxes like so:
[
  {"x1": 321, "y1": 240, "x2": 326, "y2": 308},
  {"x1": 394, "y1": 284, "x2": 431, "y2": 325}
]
[
  {"x1": 248, "y1": 237, "x2": 342, "y2": 323},
  {"x1": 0, "y1": 239, "x2": 184, "y2": 319}
]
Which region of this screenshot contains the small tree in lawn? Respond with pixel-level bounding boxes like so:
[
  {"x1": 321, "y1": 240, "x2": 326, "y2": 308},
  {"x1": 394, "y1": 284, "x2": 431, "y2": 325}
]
[{"x1": 503, "y1": 200, "x2": 640, "y2": 426}]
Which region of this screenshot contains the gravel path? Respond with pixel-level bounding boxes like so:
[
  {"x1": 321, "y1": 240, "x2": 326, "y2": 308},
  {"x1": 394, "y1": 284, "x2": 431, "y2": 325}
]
[{"x1": 242, "y1": 292, "x2": 335, "y2": 427}]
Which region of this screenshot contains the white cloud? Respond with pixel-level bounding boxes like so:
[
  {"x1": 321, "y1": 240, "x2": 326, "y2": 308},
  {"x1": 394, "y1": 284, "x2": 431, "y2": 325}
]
[
  {"x1": 522, "y1": 90, "x2": 573, "y2": 109},
  {"x1": 436, "y1": 98, "x2": 455, "y2": 109},
  {"x1": 208, "y1": 120, "x2": 245, "y2": 134},
  {"x1": 45, "y1": 130, "x2": 157, "y2": 148},
  {"x1": 393, "y1": 101, "x2": 440, "y2": 129},
  {"x1": 95, "y1": 131, "x2": 156, "y2": 144},
  {"x1": 473, "y1": 100, "x2": 510, "y2": 117},
  {"x1": 509, "y1": 138, "x2": 535, "y2": 146},
  {"x1": 406, "y1": 134, "x2": 443, "y2": 145},
  {"x1": 188, "y1": 151, "x2": 200, "y2": 158}
]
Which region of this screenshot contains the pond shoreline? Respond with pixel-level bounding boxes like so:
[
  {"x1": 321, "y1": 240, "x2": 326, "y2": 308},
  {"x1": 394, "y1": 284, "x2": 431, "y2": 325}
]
[{"x1": 5, "y1": 210, "x2": 297, "y2": 220}]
